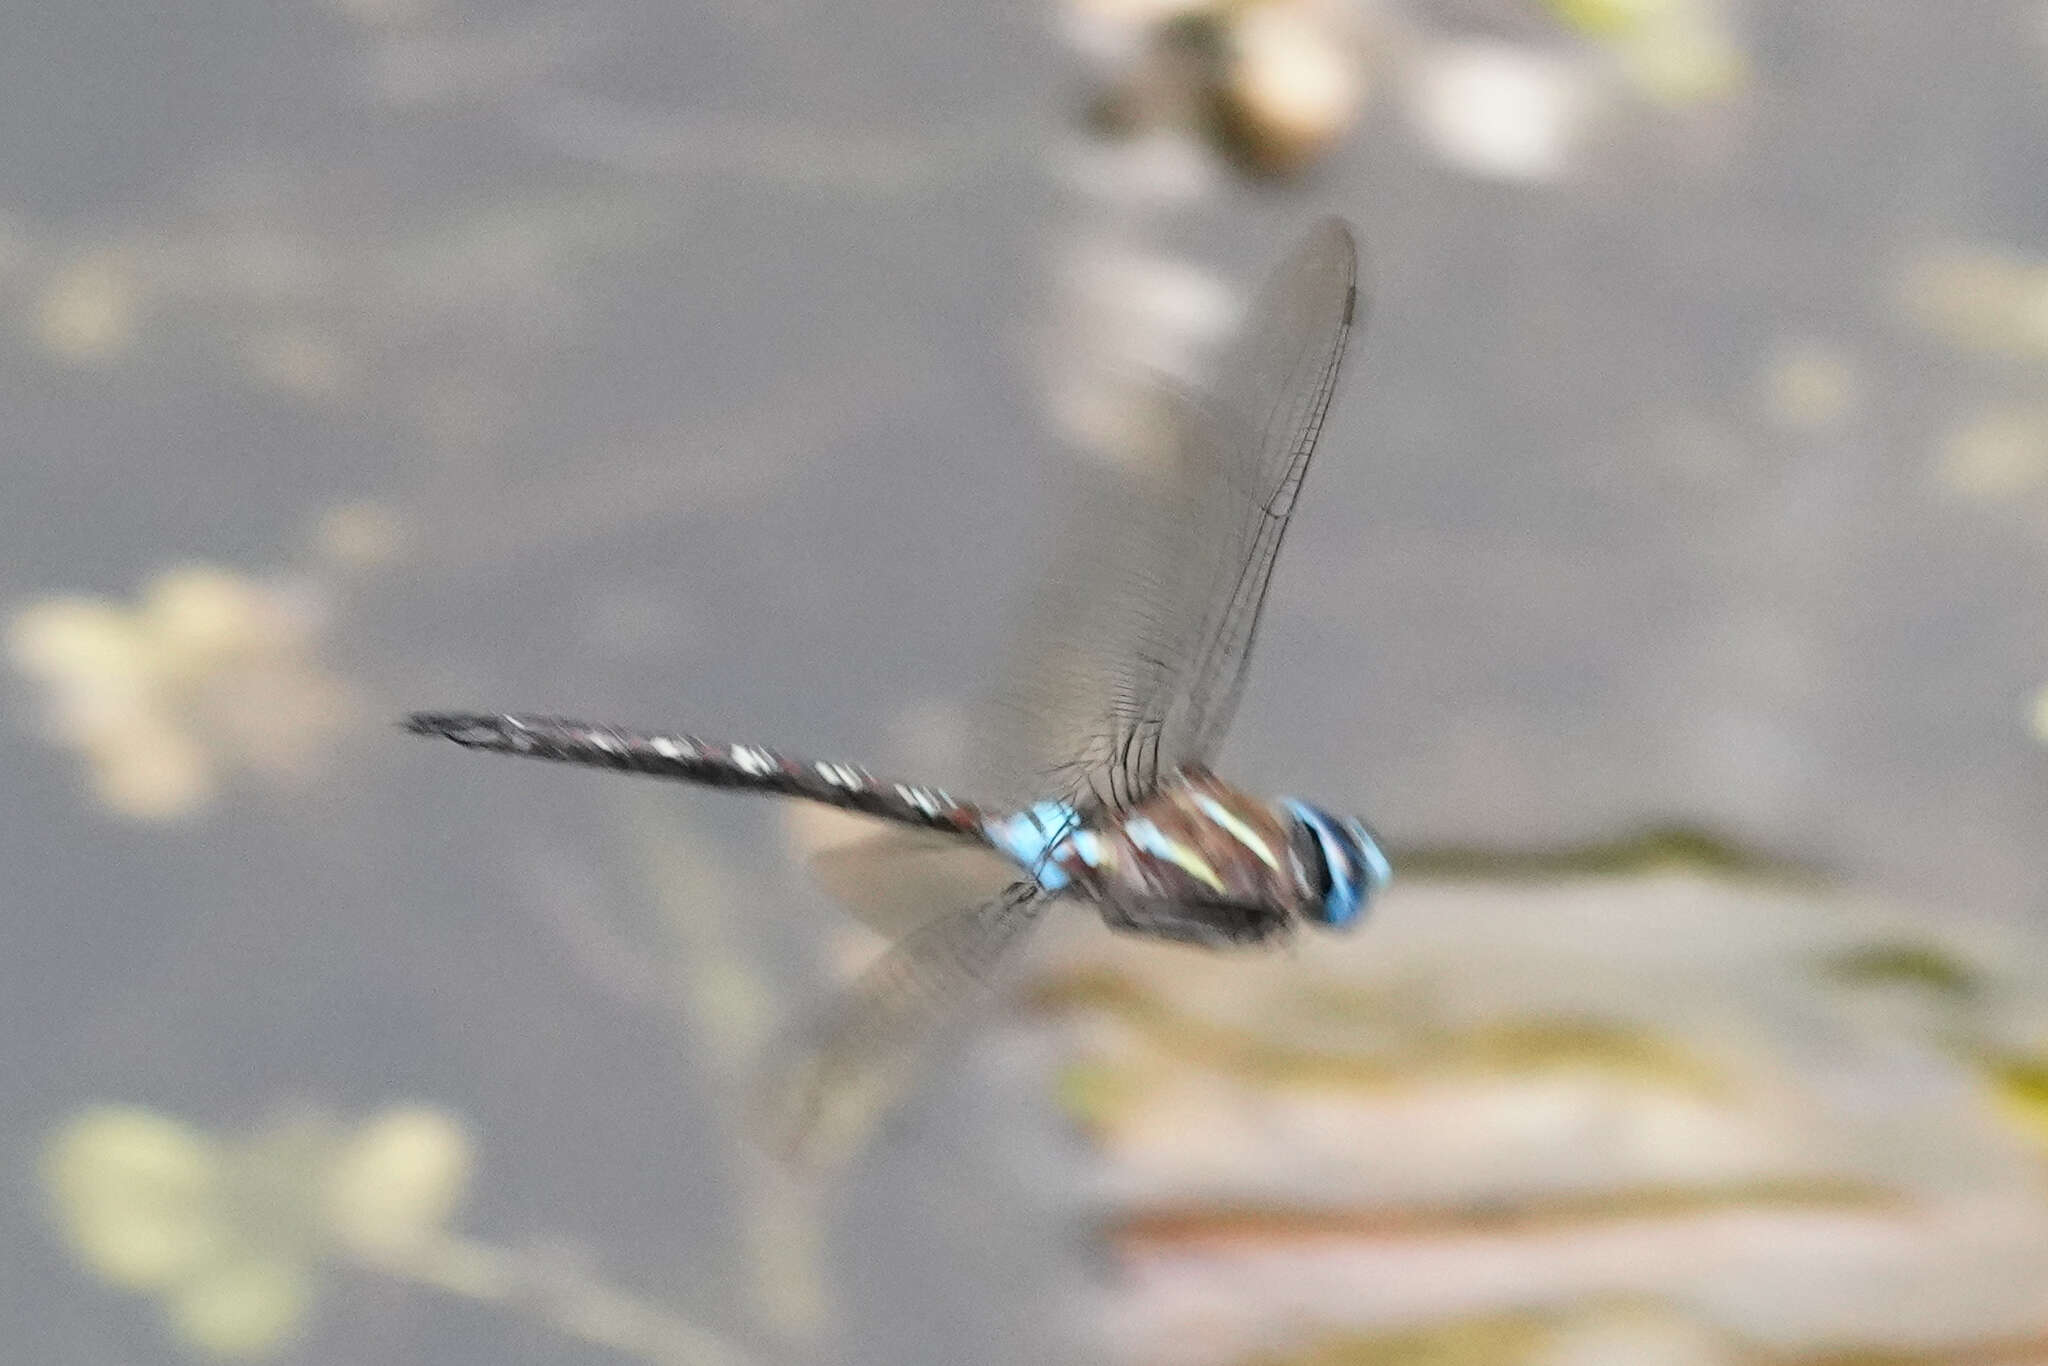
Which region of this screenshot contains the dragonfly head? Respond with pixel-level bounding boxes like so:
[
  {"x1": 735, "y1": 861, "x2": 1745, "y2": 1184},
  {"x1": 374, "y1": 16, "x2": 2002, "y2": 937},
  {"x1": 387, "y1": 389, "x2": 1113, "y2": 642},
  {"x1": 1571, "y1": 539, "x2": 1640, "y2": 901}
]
[{"x1": 1281, "y1": 800, "x2": 1391, "y2": 931}]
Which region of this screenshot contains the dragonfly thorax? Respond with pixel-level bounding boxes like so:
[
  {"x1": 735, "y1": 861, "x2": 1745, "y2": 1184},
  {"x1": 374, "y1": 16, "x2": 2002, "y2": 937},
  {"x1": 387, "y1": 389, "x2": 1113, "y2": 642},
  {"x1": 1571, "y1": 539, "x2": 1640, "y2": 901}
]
[{"x1": 982, "y1": 772, "x2": 1384, "y2": 949}]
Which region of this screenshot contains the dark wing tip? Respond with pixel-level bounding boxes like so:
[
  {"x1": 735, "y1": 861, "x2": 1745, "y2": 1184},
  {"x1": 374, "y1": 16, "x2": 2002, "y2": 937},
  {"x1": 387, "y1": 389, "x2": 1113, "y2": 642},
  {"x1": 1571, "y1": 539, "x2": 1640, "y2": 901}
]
[
  {"x1": 402, "y1": 711, "x2": 505, "y2": 744},
  {"x1": 1298, "y1": 216, "x2": 1364, "y2": 329},
  {"x1": 1310, "y1": 213, "x2": 1357, "y2": 249},
  {"x1": 1306, "y1": 215, "x2": 1359, "y2": 269}
]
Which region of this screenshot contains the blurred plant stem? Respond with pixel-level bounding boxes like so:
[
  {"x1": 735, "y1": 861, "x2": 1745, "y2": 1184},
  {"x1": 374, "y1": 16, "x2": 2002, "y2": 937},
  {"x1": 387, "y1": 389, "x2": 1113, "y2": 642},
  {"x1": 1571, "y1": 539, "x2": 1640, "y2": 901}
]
[
  {"x1": 353, "y1": 1232, "x2": 754, "y2": 1366},
  {"x1": 625, "y1": 791, "x2": 831, "y2": 1348}
]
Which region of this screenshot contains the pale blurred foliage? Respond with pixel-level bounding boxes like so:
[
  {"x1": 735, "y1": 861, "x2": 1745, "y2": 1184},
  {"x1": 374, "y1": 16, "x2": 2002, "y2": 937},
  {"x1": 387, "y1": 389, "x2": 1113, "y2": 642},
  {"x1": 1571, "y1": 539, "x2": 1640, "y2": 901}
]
[
  {"x1": 1216, "y1": 0, "x2": 1369, "y2": 177},
  {"x1": 1938, "y1": 408, "x2": 2048, "y2": 503},
  {"x1": 1407, "y1": 42, "x2": 1593, "y2": 183},
  {"x1": 310, "y1": 500, "x2": 413, "y2": 571},
  {"x1": 321, "y1": 1108, "x2": 475, "y2": 1258},
  {"x1": 1894, "y1": 244, "x2": 2048, "y2": 742},
  {"x1": 44, "y1": 1107, "x2": 228, "y2": 1292},
  {"x1": 1899, "y1": 246, "x2": 2048, "y2": 361},
  {"x1": 1546, "y1": 0, "x2": 1746, "y2": 103},
  {"x1": 1614, "y1": 19, "x2": 1743, "y2": 106},
  {"x1": 8, "y1": 566, "x2": 357, "y2": 819},
  {"x1": 35, "y1": 251, "x2": 144, "y2": 364},
  {"x1": 36, "y1": 247, "x2": 348, "y2": 397},
  {"x1": 1060, "y1": 0, "x2": 1742, "y2": 187},
  {"x1": 1043, "y1": 245, "x2": 1235, "y2": 470},
  {"x1": 1756, "y1": 340, "x2": 1862, "y2": 434},
  {"x1": 45, "y1": 1104, "x2": 474, "y2": 1360},
  {"x1": 1390, "y1": 1, "x2": 1742, "y2": 187},
  {"x1": 239, "y1": 326, "x2": 354, "y2": 403},
  {"x1": 1064, "y1": 0, "x2": 1367, "y2": 179},
  {"x1": 7, "y1": 177, "x2": 655, "y2": 454}
]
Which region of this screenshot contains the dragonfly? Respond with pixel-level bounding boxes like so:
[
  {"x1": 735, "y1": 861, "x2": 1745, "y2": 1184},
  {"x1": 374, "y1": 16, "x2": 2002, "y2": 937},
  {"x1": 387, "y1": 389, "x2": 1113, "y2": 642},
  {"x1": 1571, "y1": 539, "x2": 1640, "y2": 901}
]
[{"x1": 407, "y1": 218, "x2": 1390, "y2": 1165}]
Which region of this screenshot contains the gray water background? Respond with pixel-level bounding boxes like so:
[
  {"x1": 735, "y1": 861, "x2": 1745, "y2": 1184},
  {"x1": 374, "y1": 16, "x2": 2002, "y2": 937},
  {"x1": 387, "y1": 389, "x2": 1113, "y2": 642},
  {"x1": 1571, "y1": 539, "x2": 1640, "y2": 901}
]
[{"x1": 7, "y1": 1, "x2": 2048, "y2": 1363}]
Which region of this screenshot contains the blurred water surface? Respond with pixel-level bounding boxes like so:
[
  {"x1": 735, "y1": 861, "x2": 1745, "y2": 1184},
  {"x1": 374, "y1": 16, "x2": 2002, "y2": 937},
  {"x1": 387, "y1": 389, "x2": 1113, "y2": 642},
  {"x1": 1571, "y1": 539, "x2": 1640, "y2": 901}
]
[{"x1": 8, "y1": 1, "x2": 2048, "y2": 1364}]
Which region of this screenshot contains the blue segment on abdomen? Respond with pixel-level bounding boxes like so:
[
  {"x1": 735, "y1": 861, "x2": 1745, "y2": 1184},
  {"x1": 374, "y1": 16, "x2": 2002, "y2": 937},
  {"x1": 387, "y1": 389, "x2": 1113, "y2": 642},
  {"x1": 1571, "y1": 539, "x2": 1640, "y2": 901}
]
[{"x1": 984, "y1": 800, "x2": 1082, "y2": 891}]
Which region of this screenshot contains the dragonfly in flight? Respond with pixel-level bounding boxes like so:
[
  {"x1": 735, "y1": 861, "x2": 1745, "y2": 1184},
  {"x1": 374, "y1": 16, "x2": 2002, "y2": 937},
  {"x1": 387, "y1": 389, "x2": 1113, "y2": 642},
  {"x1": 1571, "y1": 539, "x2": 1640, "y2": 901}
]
[{"x1": 408, "y1": 218, "x2": 1390, "y2": 1164}]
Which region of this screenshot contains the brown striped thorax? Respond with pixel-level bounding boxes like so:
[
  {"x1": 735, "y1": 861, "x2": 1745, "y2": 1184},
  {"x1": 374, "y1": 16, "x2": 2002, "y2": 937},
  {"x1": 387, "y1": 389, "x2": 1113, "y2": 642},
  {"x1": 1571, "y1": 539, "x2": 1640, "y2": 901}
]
[{"x1": 983, "y1": 768, "x2": 1391, "y2": 949}]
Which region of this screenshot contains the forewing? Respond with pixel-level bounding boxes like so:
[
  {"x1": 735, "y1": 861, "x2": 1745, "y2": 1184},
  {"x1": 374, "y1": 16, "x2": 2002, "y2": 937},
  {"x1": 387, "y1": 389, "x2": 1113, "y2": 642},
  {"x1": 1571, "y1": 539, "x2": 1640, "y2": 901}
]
[
  {"x1": 971, "y1": 406, "x2": 1225, "y2": 815},
  {"x1": 974, "y1": 220, "x2": 1361, "y2": 813},
  {"x1": 1161, "y1": 217, "x2": 1360, "y2": 767},
  {"x1": 754, "y1": 883, "x2": 1045, "y2": 1169}
]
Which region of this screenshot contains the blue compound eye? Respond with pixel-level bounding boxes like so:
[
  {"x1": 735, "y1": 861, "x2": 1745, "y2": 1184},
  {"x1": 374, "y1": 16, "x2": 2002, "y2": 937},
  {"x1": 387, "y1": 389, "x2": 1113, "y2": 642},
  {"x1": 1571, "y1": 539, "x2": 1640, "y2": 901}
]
[{"x1": 1282, "y1": 800, "x2": 1392, "y2": 930}]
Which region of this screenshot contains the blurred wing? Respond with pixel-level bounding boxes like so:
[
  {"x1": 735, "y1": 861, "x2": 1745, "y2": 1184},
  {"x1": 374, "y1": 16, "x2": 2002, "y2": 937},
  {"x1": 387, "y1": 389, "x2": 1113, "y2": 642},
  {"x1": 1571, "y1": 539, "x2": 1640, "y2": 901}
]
[
  {"x1": 975, "y1": 219, "x2": 1361, "y2": 814},
  {"x1": 808, "y1": 825, "x2": 1019, "y2": 940},
  {"x1": 971, "y1": 412, "x2": 1215, "y2": 815},
  {"x1": 754, "y1": 883, "x2": 1045, "y2": 1169},
  {"x1": 1167, "y1": 218, "x2": 1360, "y2": 766}
]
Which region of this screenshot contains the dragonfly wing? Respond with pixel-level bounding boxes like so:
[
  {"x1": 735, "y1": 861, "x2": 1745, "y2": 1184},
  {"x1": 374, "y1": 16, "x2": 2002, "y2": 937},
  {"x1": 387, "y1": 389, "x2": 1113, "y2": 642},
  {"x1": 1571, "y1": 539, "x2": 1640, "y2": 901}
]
[
  {"x1": 755, "y1": 882, "x2": 1046, "y2": 1169},
  {"x1": 975, "y1": 220, "x2": 1361, "y2": 813},
  {"x1": 972, "y1": 410, "x2": 1218, "y2": 815},
  {"x1": 807, "y1": 825, "x2": 1019, "y2": 939},
  {"x1": 1158, "y1": 218, "x2": 1361, "y2": 769}
]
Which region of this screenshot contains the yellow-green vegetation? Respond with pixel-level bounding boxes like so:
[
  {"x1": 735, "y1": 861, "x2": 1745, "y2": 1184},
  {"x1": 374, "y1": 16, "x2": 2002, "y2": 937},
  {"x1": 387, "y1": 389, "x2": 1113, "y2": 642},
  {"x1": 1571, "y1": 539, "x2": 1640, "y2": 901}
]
[
  {"x1": 1544, "y1": 0, "x2": 1746, "y2": 103},
  {"x1": 1041, "y1": 968, "x2": 1722, "y2": 1132},
  {"x1": 1548, "y1": 0, "x2": 1678, "y2": 37},
  {"x1": 1983, "y1": 1052, "x2": 2048, "y2": 1151},
  {"x1": 1114, "y1": 1179, "x2": 1897, "y2": 1248},
  {"x1": 44, "y1": 1107, "x2": 229, "y2": 1292},
  {"x1": 1389, "y1": 825, "x2": 1817, "y2": 884},
  {"x1": 1240, "y1": 1307, "x2": 1555, "y2": 1365},
  {"x1": 1233, "y1": 1302, "x2": 2048, "y2": 1366},
  {"x1": 1816, "y1": 942, "x2": 2048, "y2": 1158},
  {"x1": 1055, "y1": 1061, "x2": 1154, "y2": 1134},
  {"x1": 1817, "y1": 942, "x2": 1983, "y2": 1002},
  {"x1": 44, "y1": 1104, "x2": 472, "y2": 1359}
]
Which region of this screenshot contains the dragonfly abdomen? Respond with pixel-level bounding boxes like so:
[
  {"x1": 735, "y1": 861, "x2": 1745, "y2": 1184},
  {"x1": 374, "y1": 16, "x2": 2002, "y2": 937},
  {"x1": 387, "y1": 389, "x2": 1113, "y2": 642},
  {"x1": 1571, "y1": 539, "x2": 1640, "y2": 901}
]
[{"x1": 405, "y1": 712, "x2": 992, "y2": 838}]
